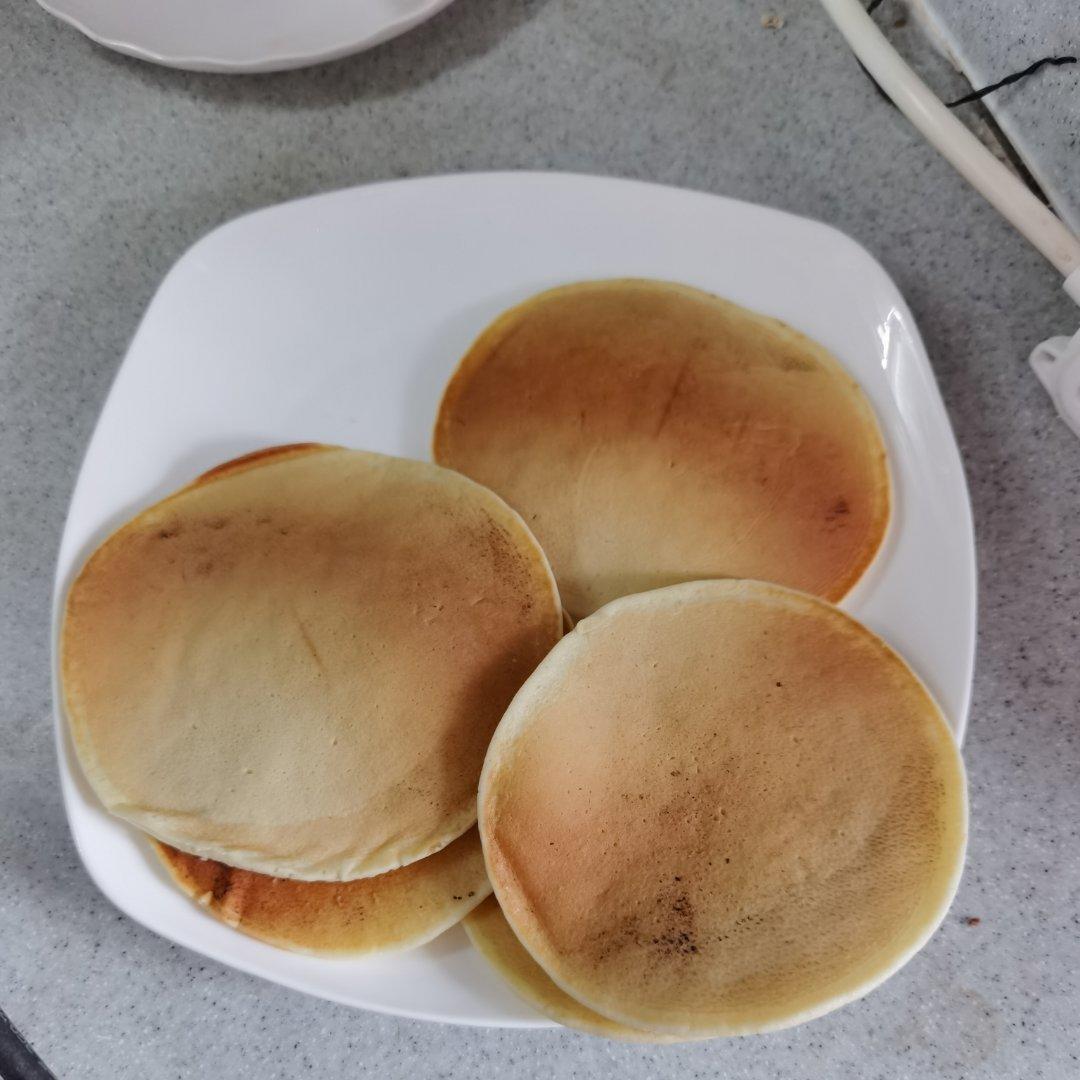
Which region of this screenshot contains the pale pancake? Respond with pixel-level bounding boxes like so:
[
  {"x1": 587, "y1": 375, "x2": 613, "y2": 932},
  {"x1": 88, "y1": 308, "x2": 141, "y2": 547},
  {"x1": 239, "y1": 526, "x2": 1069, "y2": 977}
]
[
  {"x1": 479, "y1": 580, "x2": 966, "y2": 1037},
  {"x1": 464, "y1": 896, "x2": 692, "y2": 1042},
  {"x1": 434, "y1": 279, "x2": 890, "y2": 618},
  {"x1": 154, "y1": 827, "x2": 490, "y2": 956},
  {"x1": 62, "y1": 444, "x2": 562, "y2": 881}
]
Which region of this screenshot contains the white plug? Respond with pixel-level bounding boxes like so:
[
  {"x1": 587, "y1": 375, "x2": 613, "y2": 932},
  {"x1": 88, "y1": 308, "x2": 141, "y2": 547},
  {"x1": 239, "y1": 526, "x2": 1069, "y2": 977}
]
[{"x1": 1031, "y1": 330, "x2": 1080, "y2": 438}]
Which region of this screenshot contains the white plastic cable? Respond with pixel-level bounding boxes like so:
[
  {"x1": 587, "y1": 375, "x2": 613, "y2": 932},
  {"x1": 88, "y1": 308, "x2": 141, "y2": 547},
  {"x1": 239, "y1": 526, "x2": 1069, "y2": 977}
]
[
  {"x1": 819, "y1": 0, "x2": 1080, "y2": 436},
  {"x1": 819, "y1": 0, "x2": 1080, "y2": 280}
]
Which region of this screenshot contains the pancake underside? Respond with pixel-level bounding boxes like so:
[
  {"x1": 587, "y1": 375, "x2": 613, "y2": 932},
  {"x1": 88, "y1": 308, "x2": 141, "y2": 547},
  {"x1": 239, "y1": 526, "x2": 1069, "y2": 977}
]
[{"x1": 154, "y1": 826, "x2": 491, "y2": 956}]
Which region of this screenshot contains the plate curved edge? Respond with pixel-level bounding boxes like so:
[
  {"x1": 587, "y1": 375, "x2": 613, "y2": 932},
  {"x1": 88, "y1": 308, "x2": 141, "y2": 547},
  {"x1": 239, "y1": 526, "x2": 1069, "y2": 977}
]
[{"x1": 33, "y1": 0, "x2": 459, "y2": 73}]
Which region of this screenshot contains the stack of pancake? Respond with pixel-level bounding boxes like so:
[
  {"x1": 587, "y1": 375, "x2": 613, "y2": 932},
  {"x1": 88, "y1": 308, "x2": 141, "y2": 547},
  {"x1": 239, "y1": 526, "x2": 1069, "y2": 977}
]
[
  {"x1": 62, "y1": 445, "x2": 563, "y2": 954},
  {"x1": 60, "y1": 280, "x2": 966, "y2": 1037}
]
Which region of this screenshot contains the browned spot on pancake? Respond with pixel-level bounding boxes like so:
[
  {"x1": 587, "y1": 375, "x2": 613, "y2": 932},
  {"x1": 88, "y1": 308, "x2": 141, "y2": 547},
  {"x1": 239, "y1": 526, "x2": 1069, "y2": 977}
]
[
  {"x1": 464, "y1": 896, "x2": 694, "y2": 1042},
  {"x1": 294, "y1": 618, "x2": 323, "y2": 670},
  {"x1": 211, "y1": 862, "x2": 234, "y2": 902},
  {"x1": 653, "y1": 356, "x2": 693, "y2": 436},
  {"x1": 476, "y1": 520, "x2": 537, "y2": 619}
]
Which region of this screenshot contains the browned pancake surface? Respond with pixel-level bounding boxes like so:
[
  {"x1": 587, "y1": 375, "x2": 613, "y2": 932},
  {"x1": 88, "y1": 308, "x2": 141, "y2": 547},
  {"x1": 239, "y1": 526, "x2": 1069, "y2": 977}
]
[
  {"x1": 479, "y1": 580, "x2": 966, "y2": 1036},
  {"x1": 63, "y1": 444, "x2": 562, "y2": 880},
  {"x1": 465, "y1": 896, "x2": 694, "y2": 1042},
  {"x1": 435, "y1": 280, "x2": 890, "y2": 618},
  {"x1": 156, "y1": 826, "x2": 489, "y2": 955}
]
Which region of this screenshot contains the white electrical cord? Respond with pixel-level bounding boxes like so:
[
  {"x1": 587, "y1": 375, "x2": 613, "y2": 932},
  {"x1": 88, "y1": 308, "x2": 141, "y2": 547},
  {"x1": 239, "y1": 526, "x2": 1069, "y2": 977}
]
[{"x1": 819, "y1": 0, "x2": 1080, "y2": 435}]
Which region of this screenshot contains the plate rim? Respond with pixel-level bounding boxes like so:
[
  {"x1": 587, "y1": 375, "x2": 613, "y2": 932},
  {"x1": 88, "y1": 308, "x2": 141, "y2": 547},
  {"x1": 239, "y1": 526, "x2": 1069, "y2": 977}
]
[
  {"x1": 51, "y1": 717, "x2": 553, "y2": 1029},
  {"x1": 49, "y1": 171, "x2": 977, "y2": 1026},
  {"x1": 34, "y1": 0, "x2": 458, "y2": 73}
]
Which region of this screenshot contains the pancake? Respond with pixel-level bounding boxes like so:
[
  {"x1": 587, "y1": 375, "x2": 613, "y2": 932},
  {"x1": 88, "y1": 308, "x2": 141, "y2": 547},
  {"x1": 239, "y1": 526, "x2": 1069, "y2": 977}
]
[
  {"x1": 62, "y1": 444, "x2": 562, "y2": 881},
  {"x1": 433, "y1": 279, "x2": 890, "y2": 618},
  {"x1": 479, "y1": 580, "x2": 967, "y2": 1037},
  {"x1": 464, "y1": 896, "x2": 692, "y2": 1041},
  {"x1": 154, "y1": 826, "x2": 490, "y2": 956}
]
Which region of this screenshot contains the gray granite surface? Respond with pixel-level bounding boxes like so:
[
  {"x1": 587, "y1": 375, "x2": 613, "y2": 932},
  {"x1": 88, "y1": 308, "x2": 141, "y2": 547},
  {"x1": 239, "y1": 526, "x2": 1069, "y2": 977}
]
[
  {"x1": 2, "y1": 0, "x2": 1079, "y2": 1077},
  {"x1": 917, "y1": 0, "x2": 1080, "y2": 230}
]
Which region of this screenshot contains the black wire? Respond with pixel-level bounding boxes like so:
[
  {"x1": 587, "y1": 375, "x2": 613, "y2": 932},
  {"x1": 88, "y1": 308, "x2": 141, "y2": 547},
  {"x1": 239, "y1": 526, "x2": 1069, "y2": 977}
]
[
  {"x1": 861, "y1": 1, "x2": 1077, "y2": 112},
  {"x1": 946, "y1": 55, "x2": 1078, "y2": 107}
]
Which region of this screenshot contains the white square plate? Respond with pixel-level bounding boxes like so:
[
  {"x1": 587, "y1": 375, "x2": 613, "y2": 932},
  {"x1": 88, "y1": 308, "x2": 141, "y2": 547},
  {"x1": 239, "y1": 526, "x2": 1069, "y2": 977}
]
[{"x1": 52, "y1": 172, "x2": 976, "y2": 1027}]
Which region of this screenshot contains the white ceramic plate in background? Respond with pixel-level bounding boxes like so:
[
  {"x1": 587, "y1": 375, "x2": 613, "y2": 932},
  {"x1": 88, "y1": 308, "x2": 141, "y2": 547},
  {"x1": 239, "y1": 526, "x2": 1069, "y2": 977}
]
[
  {"x1": 35, "y1": 0, "x2": 456, "y2": 73},
  {"x1": 51, "y1": 172, "x2": 976, "y2": 1027}
]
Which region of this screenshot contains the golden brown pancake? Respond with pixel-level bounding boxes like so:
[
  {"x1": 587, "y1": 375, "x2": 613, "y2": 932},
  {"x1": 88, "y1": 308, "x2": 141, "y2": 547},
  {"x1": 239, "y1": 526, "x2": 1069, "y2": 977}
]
[
  {"x1": 479, "y1": 580, "x2": 966, "y2": 1037},
  {"x1": 434, "y1": 279, "x2": 890, "y2": 618},
  {"x1": 62, "y1": 444, "x2": 562, "y2": 881},
  {"x1": 464, "y1": 896, "x2": 692, "y2": 1041},
  {"x1": 154, "y1": 827, "x2": 490, "y2": 956}
]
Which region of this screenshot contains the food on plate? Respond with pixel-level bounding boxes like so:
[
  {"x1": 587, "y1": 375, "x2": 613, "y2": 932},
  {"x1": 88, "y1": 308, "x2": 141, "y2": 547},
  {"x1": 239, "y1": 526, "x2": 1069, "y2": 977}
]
[
  {"x1": 434, "y1": 279, "x2": 890, "y2": 618},
  {"x1": 464, "y1": 895, "x2": 695, "y2": 1041},
  {"x1": 155, "y1": 826, "x2": 489, "y2": 956},
  {"x1": 479, "y1": 580, "x2": 966, "y2": 1037},
  {"x1": 60, "y1": 276, "x2": 965, "y2": 1036},
  {"x1": 61, "y1": 444, "x2": 561, "y2": 882}
]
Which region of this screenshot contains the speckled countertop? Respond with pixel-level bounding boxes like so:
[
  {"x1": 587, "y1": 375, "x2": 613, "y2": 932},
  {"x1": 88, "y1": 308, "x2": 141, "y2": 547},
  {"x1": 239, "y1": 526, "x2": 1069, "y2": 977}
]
[
  {"x1": 919, "y1": 0, "x2": 1080, "y2": 230},
  {"x1": 2, "y1": 1, "x2": 1079, "y2": 1077}
]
